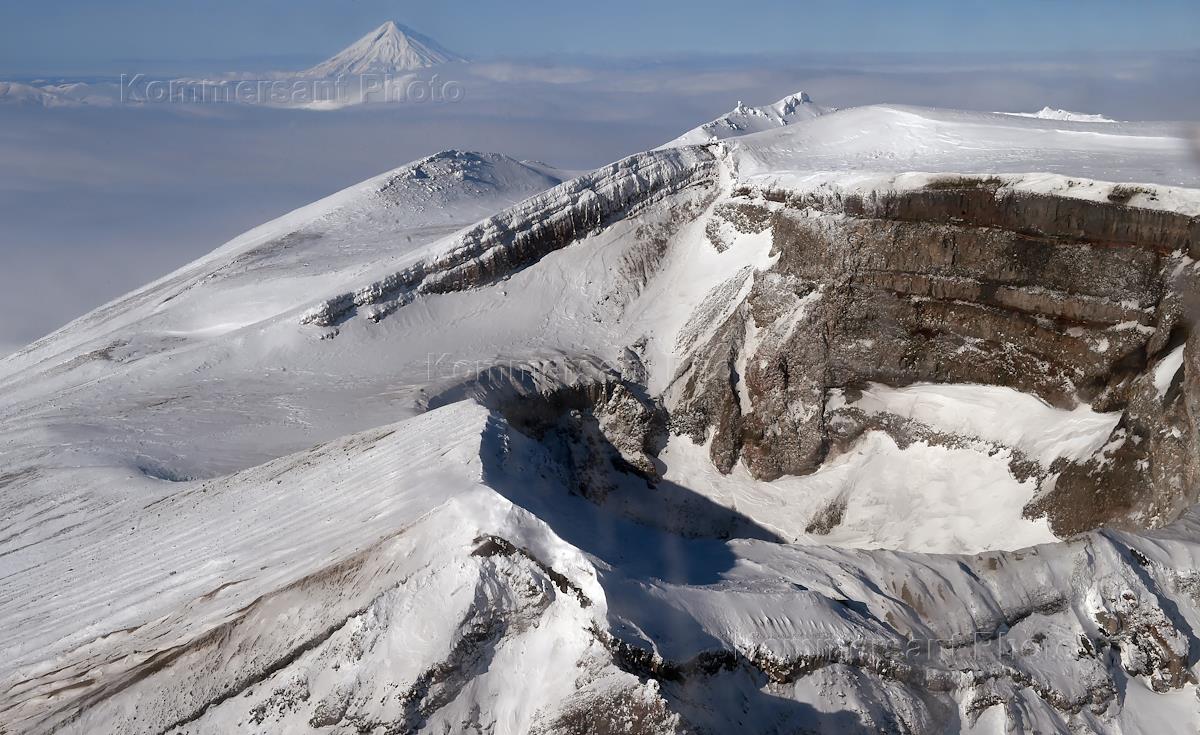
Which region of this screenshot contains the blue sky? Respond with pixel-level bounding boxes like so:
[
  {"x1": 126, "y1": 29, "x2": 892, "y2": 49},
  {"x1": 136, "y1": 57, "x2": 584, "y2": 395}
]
[{"x1": 2, "y1": 0, "x2": 1199, "y2": 73}]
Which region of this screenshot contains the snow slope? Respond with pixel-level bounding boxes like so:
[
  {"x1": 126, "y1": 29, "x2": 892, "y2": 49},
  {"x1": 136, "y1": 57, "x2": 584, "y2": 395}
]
[
  {"x1": 1, "y1": 150, "x2": 568, "y2": 374},
  {"x1": 1, "y1": 101, "x2": 1199, "y2": 733}
]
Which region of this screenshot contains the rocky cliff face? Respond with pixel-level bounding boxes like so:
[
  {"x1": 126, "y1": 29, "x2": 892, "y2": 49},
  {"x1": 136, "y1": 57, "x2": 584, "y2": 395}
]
[{"x1": 672, "y1": 176, "x2": 1199, "y2": 536}]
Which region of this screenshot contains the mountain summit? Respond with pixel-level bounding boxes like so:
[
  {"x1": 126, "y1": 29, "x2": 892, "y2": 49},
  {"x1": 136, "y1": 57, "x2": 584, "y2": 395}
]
[
  {"x1": 665, "y1": 90, "x2": 833, "y2": 146},
  {"x1": 302, "y1": 21, "x2": 465, "y2": 77}
]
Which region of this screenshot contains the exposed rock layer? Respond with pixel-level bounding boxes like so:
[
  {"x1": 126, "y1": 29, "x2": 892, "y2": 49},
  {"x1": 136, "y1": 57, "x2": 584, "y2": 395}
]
[{"x1": 674, "y1": 180, "x2": 1199, "y2": 534}]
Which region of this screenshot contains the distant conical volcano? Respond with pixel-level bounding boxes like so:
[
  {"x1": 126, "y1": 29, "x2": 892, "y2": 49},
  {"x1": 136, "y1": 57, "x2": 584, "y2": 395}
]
[{"x1": 302, "y1": 21, "x2": 465, "y2": 77}]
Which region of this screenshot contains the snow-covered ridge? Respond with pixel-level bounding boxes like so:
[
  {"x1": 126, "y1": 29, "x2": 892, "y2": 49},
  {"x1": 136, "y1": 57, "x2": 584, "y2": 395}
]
[
  {"x1": 664, "y1": 90, "x2": 833, "y2": 147},
  {"x1": 727, "y1": 103, "x2": 1197, "y2": 188},
  {"x1": 0, "y1": 150, "x2": 567, "y2": 387},
  {"x1": 300, "y1": 145, "x2": 720, "y2": 326},
  {"x1": 1002, "y1": 106, "x2": 1118, "y2": 122}
]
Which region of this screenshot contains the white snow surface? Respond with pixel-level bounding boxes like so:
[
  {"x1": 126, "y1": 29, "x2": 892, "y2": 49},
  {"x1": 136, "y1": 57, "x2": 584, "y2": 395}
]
[
  {"x1": 2, "y1": 99, "x2": 1200, "y2": 733},
  {"x1": 729, "y1": 104, "x2": 1197, "y2": 189}
]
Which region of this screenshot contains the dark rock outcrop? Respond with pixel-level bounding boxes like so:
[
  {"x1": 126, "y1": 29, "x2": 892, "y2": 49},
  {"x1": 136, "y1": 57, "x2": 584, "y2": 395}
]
[{"x1": 672, "y1": 179, "x2": 1199, "y2": 533}]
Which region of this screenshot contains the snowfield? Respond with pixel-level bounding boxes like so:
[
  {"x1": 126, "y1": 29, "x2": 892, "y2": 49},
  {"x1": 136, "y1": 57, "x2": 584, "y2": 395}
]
[{"x1": 1, "y1": 96, "x2": 1199, "y2": 733}]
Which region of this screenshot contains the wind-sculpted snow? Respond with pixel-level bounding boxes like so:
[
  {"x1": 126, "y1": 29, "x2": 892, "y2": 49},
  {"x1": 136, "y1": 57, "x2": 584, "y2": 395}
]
[{"x1": 2, "y1": 99, "x2": 1200, "y2": 733}]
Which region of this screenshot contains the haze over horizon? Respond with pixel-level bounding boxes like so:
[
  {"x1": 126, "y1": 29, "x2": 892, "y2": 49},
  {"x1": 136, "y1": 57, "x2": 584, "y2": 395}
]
[{"x1": 1, "y1": 0, "x2": 1199, "y2": 74}]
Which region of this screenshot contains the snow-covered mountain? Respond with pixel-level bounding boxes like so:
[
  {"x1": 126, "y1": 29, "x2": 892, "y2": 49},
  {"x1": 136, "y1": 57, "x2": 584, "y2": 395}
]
[
  {"x1": 1, "y1": 100, "x2": 1199, "y2": 734},
  {"x1": 1002, "y1": 106, "x2": 1118, "y2": 122},
  {"x1": 0, "y1": 80, "x2": 80, "y2": 107},
  {"x1": 0, "y1": 22, "x2": 465, "y2": 108},
  {"x1": 302, "y1": 20, "x2": 465, "y2": 77},
  {"x1": 665, "y1": 91, "x2": 833, "y2": 146}
]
